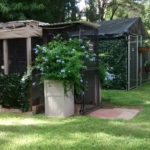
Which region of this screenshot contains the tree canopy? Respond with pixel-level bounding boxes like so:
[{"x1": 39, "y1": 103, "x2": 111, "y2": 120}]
[
  {"x1": 0, "y1": 0, "x2": 80, "y2": 22},
  {"x1": 0, "y1": 0, "x2": 150, "y2": 30}
]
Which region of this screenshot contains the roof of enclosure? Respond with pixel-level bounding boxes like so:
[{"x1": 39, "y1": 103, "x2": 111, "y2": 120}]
[
  {"x1": 98, "y1": 17, "x2": 148, "y2": 38},
  {"x1": 40, "y1": 21, "x2": 99, "y2": 29},
  {"x1": 0, "y1": 20, "x2": 49, "y2": 40},
  {"x1": 41, "y1": 17, "x2": 148, "y2": 38}
]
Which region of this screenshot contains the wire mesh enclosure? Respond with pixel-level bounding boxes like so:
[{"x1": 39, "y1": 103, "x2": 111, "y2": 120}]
[{"x1": 97, "y1": 18, "x2": 149, "y2": 90}]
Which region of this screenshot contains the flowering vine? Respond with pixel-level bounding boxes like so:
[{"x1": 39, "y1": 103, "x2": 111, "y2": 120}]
[{"x1": 33, "y1": 39, "x2": 97, "y2": 94}]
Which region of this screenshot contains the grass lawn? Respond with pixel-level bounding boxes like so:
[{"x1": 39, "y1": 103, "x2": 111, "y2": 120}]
[{"x1": 0, "y1": 83, "x2": 150, "y2": 150}]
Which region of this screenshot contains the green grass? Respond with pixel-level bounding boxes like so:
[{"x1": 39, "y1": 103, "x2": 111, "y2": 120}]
[{"x1": 0, "y1": 83, "x2": 150, "y2": 150}]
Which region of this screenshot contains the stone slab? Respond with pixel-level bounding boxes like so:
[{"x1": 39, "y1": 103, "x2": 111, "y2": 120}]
[{"x1": 89, "y1": 108, "x2": 140, "y2": 120}]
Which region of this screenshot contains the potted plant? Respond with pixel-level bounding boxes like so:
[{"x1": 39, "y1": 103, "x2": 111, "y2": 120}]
[
  {"x1": 144, "y1": 61, "x2": 150, "y2": 72},
  {"x1": 33, "y1": 38, "x2": 97, "y2": 117}
]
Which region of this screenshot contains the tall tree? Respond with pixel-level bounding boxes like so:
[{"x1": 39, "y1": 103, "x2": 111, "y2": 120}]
[
  {"x1": 143, "y1": 1, "x2": 150, "y2": 29},
  {"x1": 0, "y1": 0, "x2": 79, "y2": 22},
  {"x1": 85, "y1": 0, "x2": 145, "y2": 21},
  {"x1": 85, "y1": 0, "x2": 98, "y2": 21}
]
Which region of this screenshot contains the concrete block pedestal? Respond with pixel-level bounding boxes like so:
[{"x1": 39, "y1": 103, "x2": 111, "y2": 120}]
[{"x1": 44, "y1": 80, "x2": 74, "y2": 117}]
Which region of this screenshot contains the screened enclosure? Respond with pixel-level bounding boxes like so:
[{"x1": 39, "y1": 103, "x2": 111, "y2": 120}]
[
  {"x1": 98, "y1": 17, "x2": 149, "y2": 90},
  {"x1": 0, "y1": 20, "x2": 46, "y2": 110}
]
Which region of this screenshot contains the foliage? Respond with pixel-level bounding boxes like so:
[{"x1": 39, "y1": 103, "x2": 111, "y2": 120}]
[
  {"x1": 143, "y1": 1, "x2": 150, "y2": 29},
  {"x1": 85, "y1": 0, "x2": 145, "y2": 21},
  {"x1": 98, "y1": 61, "x2": 107, "y2": 85},
  {"x1": 98, "y1": 39, "x2": 127, "y2": 89},
  {"x1": 0, "y1": 0, "x2": 80, "y2": 22},
  {"x1": 107, "y1": 0, "x2": 144, "y2": 20},
  {"x1": 142, "y1": 39, "x2": 150, "y2": 47},
  {"x1": 144, "y1": 61, "x2": 150, "y2": 68},
  {"x1": 0, "y1": 73, "x2": 31, "y2": 111},
  {"x1": 33, "y1": 39, "x2": 98, "y2": 94},
  {"x1": 85, "y1": 0, "x2": 98, "y2": 21}
]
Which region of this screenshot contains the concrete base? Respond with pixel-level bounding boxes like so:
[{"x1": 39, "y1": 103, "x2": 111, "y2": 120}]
[{"x1": 44, "y1": 80, "x2": 74, "y2": 117}]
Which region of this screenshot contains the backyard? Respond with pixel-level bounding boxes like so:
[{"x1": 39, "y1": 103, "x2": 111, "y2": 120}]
[{"x1": 0, "y1": 83, "x2": 150, "y2": 150}]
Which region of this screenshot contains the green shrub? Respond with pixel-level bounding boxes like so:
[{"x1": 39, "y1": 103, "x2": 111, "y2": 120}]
[
  {"x1": 33, "y1": 39, "x2": 98, "y2": 94},
  {"x1": 98, "y1": 39, "x2": 127, "y2": 89},
  {"x1": 0, "y1": 73, "x2": 31, "y2": 111},
  {"x1": 144, "y1": 61, "x2": 150, "y2": 68}
]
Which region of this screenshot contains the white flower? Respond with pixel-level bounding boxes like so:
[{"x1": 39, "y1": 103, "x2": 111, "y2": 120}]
[
  {"x1": 61, "y1": 60, "x2": 65, "y2": 64},
  {"x1": 33, "y1": 48, "x2": 38, "y2": 54},
  {"x1": 80, "y1": 79, "x2": 83, "y2": 83},
  {"x1": 105, "y1": 72, "x2": 115, "y2": 81},
  {"x1": 42, "y1": 47, "x2": 47, "y2": 53},
  {"x1": 85, "y1": 54, "x2": 89, "y2": 58},
  {"x1": 57, "y1": 59, "x2": 61, "y2": 63},
  {"x1": 21, "y1": 77, "x2": 25, "y2": 82},
  {"x1": 81, "y1": 46, "x2": 85, "y2": 49},
  {"x1": 36, "y1": 45, "x2": 40, "y2": 47},
  {"x1": 60, "y1": 69, "x2": 65, "y2": 73},
  {"x1": 44, "y1": 58, "x2": 48, "y2": 62},
  {"x1": 40, "y1": 68, "x2": 44, "y2": 72},
  {"x1": 89, "y1": 57, "x2": 96, "y2": 62},
  {"x1": 32, "y1": 82, "x2": 36, "y2": 86}
]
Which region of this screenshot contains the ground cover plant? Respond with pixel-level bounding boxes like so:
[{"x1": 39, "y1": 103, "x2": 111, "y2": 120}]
[{"x1": 0, "y1": 83, "x2": 150, "y2": 150}]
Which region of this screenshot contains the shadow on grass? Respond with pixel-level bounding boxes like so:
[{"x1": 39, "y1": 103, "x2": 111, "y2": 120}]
[
  {"x1": 0, "y1": 117, "x2": 150, "y2": 150},
  {"x1": 0, "y1": 116, "x2": 149, "y2": 139}
]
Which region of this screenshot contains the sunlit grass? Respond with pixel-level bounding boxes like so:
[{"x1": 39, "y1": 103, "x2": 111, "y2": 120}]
[{"x1": 0, "y1": 83, "x2": 150, "y2": 150}]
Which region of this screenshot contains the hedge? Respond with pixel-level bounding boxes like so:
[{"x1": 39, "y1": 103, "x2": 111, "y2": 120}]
[{"x1": 0, "y1": 73, "x2": 31, "y2": 112}]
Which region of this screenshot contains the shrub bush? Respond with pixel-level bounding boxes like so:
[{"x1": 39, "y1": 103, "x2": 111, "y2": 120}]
[
  {"x1": 33, "y1": 39, "x2": 99, "y2": 94},
  {"x1": 0, "y1": 73, "x2": 31, "y2": 111},
  {"x1": 98, "y1": 39, "x2": 127, "y2": 89}
]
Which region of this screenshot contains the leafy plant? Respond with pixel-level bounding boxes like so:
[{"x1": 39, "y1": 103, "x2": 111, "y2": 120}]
[
  {"x1": 98, "y1": 39, "x2": 127, "y2": 89},
  {"x1": 33, "y1": 39, "x2": 98, "y2": 94},
  {"x1": 142, "y1": 39, "x2": 150, "y2": 47},
  {"x1": 144, "y1": 61, "x2": 150, "y2": 68},
  {"x1": 0, "y1": 73, "x2": 31, "y2": 111}
]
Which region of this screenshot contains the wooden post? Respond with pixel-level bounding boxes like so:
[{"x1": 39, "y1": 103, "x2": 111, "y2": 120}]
[
  {"x1": 136, "y1": 35, "x2": 139, "y2": 87},
  {"x1": 26, "y1": 37, "x2": 32, "y2": 74},
  {"x1": 3, "y1": 39, "x2": 9, "y2": 75},
  {"x1": 139, "y1": 35, "x2": 143, "y2": 85},
  {"x1": 128, "y1": 35, "x2": 131, "y2": 90},
  {"x1": 26, "y1": 37, "x2": 32, "y2": 110}
]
